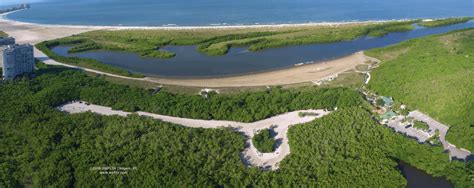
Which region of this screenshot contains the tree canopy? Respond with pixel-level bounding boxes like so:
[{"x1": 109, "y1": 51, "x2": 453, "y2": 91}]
[{"x1": 1, "y1": 66, "x2": 472, "y2": 187}]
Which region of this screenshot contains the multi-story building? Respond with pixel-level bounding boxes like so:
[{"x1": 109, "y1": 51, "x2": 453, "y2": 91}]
[
  {"x1": 0, "y1": 37, "x2": 15, "y2": 46},
  {"x1": 1, "y1": 44, "x2": 35, "y2": 80}
]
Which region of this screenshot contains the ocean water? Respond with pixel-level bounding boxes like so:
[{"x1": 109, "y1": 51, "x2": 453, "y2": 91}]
[{"x1": 6, "y1": 0, "x2": 474, "y2": 26}]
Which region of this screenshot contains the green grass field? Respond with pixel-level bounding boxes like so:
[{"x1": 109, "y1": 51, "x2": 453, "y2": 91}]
[{"x1": 366, "y1": 28, "x2": 474, "y2": 151}]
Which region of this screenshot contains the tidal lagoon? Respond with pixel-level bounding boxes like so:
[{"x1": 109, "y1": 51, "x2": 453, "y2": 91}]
[{"x1": 52, "y1": 21, "x2": 474, "y2": 77}]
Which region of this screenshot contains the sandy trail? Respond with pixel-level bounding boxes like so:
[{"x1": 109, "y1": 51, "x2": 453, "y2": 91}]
[
  {"x1": 1, "y1": 12, "x2": 371, "y2": 87},
  {"x1": 58, "y1": 101, "x2": 330, "y2": 169}
]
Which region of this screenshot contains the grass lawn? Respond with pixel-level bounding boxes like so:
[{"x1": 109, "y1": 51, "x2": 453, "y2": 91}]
[{"x1": 366, "y1": 28, "x2": 474, "y2": 151}]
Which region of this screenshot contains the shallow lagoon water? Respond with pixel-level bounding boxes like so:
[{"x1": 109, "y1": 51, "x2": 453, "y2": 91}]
[{"x1": 53, "y1": 21, "x2": 474, "y2": 78}]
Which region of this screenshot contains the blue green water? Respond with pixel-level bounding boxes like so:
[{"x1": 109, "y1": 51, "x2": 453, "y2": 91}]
[
  {"x1": 6, "y1": 0, "x2": 474, "y2": 26},
  {"x1": 51, "y1": 21, "x2": 474, "y2": 78}
]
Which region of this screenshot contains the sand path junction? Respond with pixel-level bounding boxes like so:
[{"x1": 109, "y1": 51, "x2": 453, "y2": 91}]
[
  {"x1": 1, "y1": 12, "x2": 372, "y2": 87},
  {"x1": 58, "y1": 101, "x2": 331, "y2": 170}
]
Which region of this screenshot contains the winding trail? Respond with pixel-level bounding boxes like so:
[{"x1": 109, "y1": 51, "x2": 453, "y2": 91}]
[{"x1": 58, "y1": 101, "x2": 330, "y2": 169}]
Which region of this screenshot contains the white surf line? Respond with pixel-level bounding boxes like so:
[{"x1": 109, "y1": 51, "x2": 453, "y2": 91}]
[
  {"x1": 57, "y1": 101, "x2": 330, "y2": 170},
  {"x1": 0, "y1": 10, "x2": 413, "y2": 30}
]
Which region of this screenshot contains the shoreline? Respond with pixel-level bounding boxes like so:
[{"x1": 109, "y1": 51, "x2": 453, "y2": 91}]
[
  {"x1": 1, "y1": 10, "x2": 411, "y2": 30},
  {"x1": 34, "y1": 45, "x2": 370, "y2": 87},
  {"x1": 2, "y1": 10, "x2": 465, "y2": 87},
  {"x1": 0, "y1": 10, "x2": 378, "y2": 87},
  {"x1": 2, "y1": 10, "x2": 472, "y2": 30},
  {"x1": 143, "y1": 52, "x2": 369, "y2": 87}
]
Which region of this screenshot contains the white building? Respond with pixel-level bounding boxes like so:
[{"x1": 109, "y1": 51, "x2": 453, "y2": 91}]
[{"x1": 1, "y1": 44, "x2": 35, "y2": 80}]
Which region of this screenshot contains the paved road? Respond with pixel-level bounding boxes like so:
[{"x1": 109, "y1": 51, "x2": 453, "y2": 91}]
[
  {"x1": 408, "y1": 111, "x2": 471, "y2": 160},
  {"x1": 58, "y1": 101, "x2": 330, "y2": 170},
  {"x1": 387, "y1": 116, "x2": 431, "y2": 143}
]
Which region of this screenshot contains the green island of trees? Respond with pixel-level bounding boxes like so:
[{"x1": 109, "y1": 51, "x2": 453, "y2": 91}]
[
  {"x1": 419, "y1": 17, "x2": 473, "y2": 28},
  {"x1": 252, "y1": 129, "x2": 277, "y2": 153},
  {"x1": 1, "y1": 65, "x2": 473, "y2": 187},
  {"x1": 413, "y1": 121, "x2": 430, "y2": 131},
  {"x1": 366, "y1": 28, "x2": 474, "y2": 151}
]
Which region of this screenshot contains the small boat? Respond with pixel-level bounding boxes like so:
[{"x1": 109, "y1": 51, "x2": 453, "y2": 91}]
[{"x1": 295, "y1": 63, "x2": 304, "y2": 66}]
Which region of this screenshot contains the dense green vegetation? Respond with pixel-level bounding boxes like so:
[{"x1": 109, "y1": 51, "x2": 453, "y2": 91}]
[
  {"x1": 366, "y1": 28, "x2": 474, "y2": 151},
  {"x1": 287, "y1": 108, "x2": 473, "y2": 187},
  {"x1": 38, "y1": 20, "x2": 420, "y2": 59},
  {"x1": 413, "y1": 121, "x2": 430, "y2": 131},
  {"x1": 78, "y1": 77, "x2": 363, "y2": 122},
  {"x1": 367, "y1": 21, "x2": 417, "y2": 37},
  {"x1": 1, "y1": 67, "x2": 472, "y2": 187},
  {"x1": 33, "y1": 20, "x2": 426, "y2": 77},
  {"x1": 252, "y1": 129, "x2": 277, "y2": 152},
  {"x1": 35, "y1": 39, "x2": 144, "y2": 78},
  {"x1": 419, "y1": 17, "x2": 473, "y2": 28}
]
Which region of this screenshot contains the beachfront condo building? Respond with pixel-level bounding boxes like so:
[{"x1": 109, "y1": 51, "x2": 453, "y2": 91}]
[
  {"x1": 1, "y1": 44, "x2": 35, "y2": 80},
  {"x1": 0, "y1": 37, "x2": 15, "y2": 46}
]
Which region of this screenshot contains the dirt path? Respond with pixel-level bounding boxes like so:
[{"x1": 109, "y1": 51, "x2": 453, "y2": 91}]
[{"x1": 58, "y1": 101, "x2": 330, "y2": 169}]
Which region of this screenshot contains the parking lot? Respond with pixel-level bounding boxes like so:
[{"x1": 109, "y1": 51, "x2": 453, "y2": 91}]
[
  {"x1": 387, "y1": 116, "x2": 431, "y2": 143},
  {"x1": 408, "y1": 111, "x2": 471, "y2": 160}
]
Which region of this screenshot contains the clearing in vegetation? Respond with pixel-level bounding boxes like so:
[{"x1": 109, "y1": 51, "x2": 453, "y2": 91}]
[{"x1": 366, "y1": 28, "x2": 474, "y2": 151}]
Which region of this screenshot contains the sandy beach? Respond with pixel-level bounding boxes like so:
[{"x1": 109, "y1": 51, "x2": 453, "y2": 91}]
[
  {"x1": 1, "y1": 11, "x2": 373, "y2": 87},
  {"x1": 1, "y1": 10, "x2": 405, "y2": 32},
  {"x1": 145, "y1": 52, "x2": 369, "y2": 87}
]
